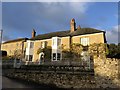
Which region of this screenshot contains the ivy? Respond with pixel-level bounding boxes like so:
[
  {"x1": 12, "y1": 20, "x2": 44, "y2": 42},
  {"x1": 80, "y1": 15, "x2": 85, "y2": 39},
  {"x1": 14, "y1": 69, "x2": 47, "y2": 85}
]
[{"x1": 37, "y1": 46, "x2": 52, "y2": 60}]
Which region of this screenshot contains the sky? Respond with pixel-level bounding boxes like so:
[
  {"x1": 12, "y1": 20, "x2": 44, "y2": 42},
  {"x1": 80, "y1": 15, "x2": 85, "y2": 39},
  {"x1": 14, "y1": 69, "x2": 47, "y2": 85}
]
[{"x1": 1, "y1": 1, "x2": 119, "y2": 44}]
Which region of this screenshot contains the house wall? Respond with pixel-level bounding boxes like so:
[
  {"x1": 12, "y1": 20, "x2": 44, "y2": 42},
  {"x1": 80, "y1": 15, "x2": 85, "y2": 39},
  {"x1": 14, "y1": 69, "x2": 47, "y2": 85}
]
[
  {"x1": 72, "y1": 32, "x2": 105, "y2": 44},
  {"x1": 32, "y1": 39, "x2": 52, "y2": 62},
  {"x1": 61, "y1": 36, "x2": 70, "y2": 49},
  {"x1": 1, "y1": 41, "x2": 23, "y2": 56},
  {"x1": 32, "y1": 33, "x2": 105, "y2": 62},
  {"x1": 1, "y1": 32, "x2": 106, "y2": 62}
]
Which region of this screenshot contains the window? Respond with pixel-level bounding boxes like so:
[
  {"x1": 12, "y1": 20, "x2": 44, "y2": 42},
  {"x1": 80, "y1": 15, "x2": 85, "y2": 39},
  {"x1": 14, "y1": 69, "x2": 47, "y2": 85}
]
[
  {"x1": 44, "y1": 41, "x2": 47, "y2": 47},
  {"x1": 41, "y1": 42, "x2": 44, "y2": 48},
  {"x1": 58, "y1": 39, "x2": 61, "y2": 46},
  {"x1": 57, "y1": 53, "x2": 61, "y2": 60},
  {"x1": 25, "y1": 55, "x2": 29, "y2": 61},
  {"x1": 53, "y1": 53, "x2": 61, "y2": 61},
  {"x1": 29, "y1": 55, "x2": 33, "y2": 61},
  {"x1": 80, "y1": 37, "x2": 89, "y2": 46},
  {"x1": 41, "y1": 41, "x2": 47, "y2": 48},
  {"x1": 25, "y1": 55, "x2": 33, "y2": 61},
  {"x1": 53, "y1": 39, "x2": 57, "y2": 46},
  {"x1": 53, "y1": 53, "x2": 56, "y2": 60},
  {"x1": 30, "y1": 42, "x2": 34, "y2": 48}
]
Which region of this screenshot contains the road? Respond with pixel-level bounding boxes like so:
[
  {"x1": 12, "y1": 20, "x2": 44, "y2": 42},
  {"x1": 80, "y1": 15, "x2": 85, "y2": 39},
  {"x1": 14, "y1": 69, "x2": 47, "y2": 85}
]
[{"x1": 2, "y1": 76, "x2": 61, "y2": 89}]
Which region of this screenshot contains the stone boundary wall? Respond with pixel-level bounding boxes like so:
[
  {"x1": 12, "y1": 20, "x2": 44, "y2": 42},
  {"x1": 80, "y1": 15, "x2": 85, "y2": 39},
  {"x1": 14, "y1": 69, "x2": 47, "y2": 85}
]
[
  {"x1": 3, "y1": 58, "x2": 120, "y2": 88},
  {"x1": 6, "y1": 73, "x2": 96, "y2": 88},
  {"x1": 93, "y1": 58, "x2": 120, "y2": 88}
]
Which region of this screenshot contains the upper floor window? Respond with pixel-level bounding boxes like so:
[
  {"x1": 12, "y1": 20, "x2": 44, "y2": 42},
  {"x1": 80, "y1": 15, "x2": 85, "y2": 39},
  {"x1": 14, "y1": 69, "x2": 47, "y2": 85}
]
[
  {"x1": 41, "y1": 41, "x2": 47, "y2": 48},
  {"x1": 80, "y1": 37, "x2": 89, "y2": 46},
  {"x1": 30, "y1": 42, "x2": 34, "y2": 48},
  {"x1": 58, "y1": 39, "x2": 61, "y2": 46},
  {"x1": 52, "y1": 39, "x2": 56, "y2": 46},
  {"x1": 52, "y1": 38, "x2": 61, "y2": 46}
]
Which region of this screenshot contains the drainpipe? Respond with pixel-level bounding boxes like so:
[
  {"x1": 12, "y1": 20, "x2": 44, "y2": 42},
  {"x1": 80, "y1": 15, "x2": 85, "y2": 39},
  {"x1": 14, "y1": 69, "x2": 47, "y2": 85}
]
[{"x1": 69, "y1": 35, "x2": 72, "y2": 64}]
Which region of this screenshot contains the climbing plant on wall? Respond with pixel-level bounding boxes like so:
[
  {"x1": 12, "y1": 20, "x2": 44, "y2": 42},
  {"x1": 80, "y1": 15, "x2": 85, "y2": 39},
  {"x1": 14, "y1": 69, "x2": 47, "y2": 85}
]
[
  {"x1": 37, "y1": 46, "x2": 52, "y2": 61},
  {"x1": 62, "y1": 43, "x2": 83, "y2": 61},
  {"x1": 88, "y1": 43, "x2": 109, "y2": 58}
]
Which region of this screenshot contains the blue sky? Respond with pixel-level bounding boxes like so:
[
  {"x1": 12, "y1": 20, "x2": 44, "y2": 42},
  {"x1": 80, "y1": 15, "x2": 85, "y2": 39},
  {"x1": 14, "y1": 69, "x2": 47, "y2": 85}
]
[{"x1": 2, "y1": 2, "x2": 118, "y2": 43}]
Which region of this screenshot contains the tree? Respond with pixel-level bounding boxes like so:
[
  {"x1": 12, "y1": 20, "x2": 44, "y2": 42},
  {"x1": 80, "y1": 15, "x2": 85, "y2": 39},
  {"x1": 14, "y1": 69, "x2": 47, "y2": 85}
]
[
  {"x1": 13, "y1": 49, "x2": 22, "y2": 59},
  {"x1": 107, "y1": 43, "x2": 120, "y2": 58},
  {"x1": 37, "y1": 46, "x2": 52, "y2": 62},
  {"x1": 107, "y1": 43, "x2": 117, "y2": 57}
]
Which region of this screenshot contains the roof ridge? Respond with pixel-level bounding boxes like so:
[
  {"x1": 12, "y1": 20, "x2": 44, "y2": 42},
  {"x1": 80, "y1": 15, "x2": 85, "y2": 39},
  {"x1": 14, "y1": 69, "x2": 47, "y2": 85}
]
[
  {"x1": 3, "y1": 37, "x2": 28, "y2": 44},
  {"x1": 37, "y1": 30, "x2": 70, "y2": 36}
]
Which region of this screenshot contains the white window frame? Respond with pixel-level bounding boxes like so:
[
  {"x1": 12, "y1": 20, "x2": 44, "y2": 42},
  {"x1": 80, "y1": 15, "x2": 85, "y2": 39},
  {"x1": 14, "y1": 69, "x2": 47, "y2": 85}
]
[
  {"x1": 30, "y1": 42, "x2": 34, "y2": 48},
  {"x1": 80, "y1": 37, "x2": 89, "y2": 46}
]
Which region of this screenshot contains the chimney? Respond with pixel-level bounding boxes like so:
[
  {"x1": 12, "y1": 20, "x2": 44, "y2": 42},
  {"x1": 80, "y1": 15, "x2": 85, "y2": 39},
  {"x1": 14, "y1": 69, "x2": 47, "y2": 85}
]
[
  {"x1": 70, "y1": 18, "x2": 76, "y2": 33},
  {"x1": 32, "y1": 29, "x2": 36, "y2": 38},
  {"x1": 77, "y1": 25, "x2": 81, "y2": 30}
]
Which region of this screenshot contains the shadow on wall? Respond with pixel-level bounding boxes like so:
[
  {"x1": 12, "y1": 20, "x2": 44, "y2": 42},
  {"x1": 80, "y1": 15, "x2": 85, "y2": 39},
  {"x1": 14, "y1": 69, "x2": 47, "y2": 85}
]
[
  {"x1": 3, "y1": 70, "x2": 120, "y2": 89},
  {"x1": 94, "y1": 74, "x2": 120, "y2": 88}
]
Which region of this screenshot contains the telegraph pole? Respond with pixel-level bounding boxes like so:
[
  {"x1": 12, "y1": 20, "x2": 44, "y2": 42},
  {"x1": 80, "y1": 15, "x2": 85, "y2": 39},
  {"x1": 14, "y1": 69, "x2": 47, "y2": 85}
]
[
  {"x1": 0, "y1": 29, "x2": 3, "y2": 60},
  {"x1": 0, "y1": 29, "x2": 3, "y2": 81},
  {"x1": 0, "y1": 29, "x2": 3, "y2": 51}
]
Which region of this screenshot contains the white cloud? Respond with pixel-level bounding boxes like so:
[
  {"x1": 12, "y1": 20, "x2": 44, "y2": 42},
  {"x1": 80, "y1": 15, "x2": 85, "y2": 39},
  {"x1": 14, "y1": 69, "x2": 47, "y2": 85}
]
[
  {"x1": 30, "y1": 2, "x2": 90, "y2": 27},
  {"x1": 106, "y1": 25, "x2": 119, "y2": 44},
  {"x1": 2, "y1": 2, "x2": 91, "y2": 42}
]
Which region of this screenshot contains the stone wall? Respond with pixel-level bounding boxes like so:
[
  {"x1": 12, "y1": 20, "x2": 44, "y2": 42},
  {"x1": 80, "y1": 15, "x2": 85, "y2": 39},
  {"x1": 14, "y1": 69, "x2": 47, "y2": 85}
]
[
  {"x1": 3, "y1": 58, "x2": 120, "y2": 88},
  {"x1": 7, "y1": 73, "x2": 96, "y2": 88},
  {"x1": 94, "y1": 58, "x2": 120, "y2": 88}
]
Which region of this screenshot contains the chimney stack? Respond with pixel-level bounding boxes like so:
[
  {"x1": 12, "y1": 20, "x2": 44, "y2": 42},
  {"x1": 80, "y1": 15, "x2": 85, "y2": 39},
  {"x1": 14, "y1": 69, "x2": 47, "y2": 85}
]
[
  {"x1": 77, "y1": 25, "x2": 81, "y2": 30},
  {"x1": 70, "y1": 18, "x2": 76, "y2": 33},
  {"x1": 32, "y1": 29, "x2": 36, "y2": 38}
]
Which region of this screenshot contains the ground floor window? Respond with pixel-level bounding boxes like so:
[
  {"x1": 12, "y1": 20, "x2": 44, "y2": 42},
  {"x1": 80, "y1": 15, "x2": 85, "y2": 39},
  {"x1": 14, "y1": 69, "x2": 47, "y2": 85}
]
[
  {"x1": 52, "y1": 53, "x2": 61, "y2": 61},
  {"x1": 53, "y1": 53, "x2": 56, "y2": 60},
  {"x1": 57, "y1": 53, "x2": 61, "y2": 60},
  {"x1": 25, "y1": 55, "x2": 33, "y2": 61}
]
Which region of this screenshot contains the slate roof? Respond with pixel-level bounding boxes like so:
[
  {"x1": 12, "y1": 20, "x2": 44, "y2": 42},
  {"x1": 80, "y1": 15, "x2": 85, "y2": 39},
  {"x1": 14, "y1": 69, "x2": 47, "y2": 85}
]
[
  {"x1": 3, "y1": 38, "x2": 28, "y2": 44},
  {"x1": 30, "y1": 28, "x2": 105, "y2": 40}
]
